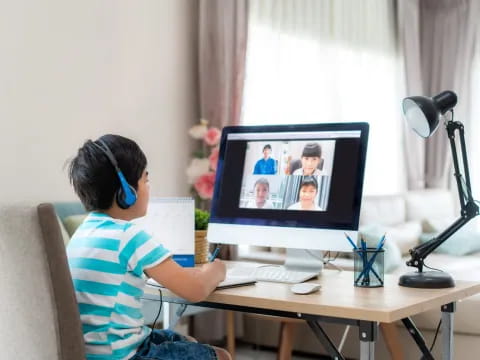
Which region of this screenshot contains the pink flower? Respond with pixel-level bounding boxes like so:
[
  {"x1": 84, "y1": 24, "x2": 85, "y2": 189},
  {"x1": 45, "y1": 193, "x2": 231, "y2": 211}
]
[
  {"x1": 209, "y1": 147, "x2": 219, "y2": 171},
  {"x1": 194, "y1": 172, "x2": 216, "y2": 200},
  {"x1": 204, "y1": 127, "x2": 221, "y2": 146}
]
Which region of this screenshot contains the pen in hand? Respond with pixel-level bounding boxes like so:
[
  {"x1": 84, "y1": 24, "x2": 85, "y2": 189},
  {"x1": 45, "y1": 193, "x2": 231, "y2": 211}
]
[{"x1": 209, "y1": 245, "x2": 221, "y2": 262}]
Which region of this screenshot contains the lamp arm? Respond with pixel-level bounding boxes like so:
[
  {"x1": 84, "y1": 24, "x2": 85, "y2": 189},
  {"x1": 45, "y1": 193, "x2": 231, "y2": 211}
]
[
  {"x1": 406, "y1": 119, "x2": 479, "y2": 272},
  {"x1": 407, "y1": 216, "x2": 471, "y2": 272},
  {"x1": 447, "y1": 120, "x2": 474, "y2": 207}
]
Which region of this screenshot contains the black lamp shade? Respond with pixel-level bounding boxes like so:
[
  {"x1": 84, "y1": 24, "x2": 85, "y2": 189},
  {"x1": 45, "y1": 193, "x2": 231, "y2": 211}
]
[{"x1": 402, "y1": 90, "x2": 458, "y2": 138}]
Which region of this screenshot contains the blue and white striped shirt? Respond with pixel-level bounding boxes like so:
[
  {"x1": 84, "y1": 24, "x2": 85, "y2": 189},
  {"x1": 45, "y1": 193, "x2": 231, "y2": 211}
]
[{"x1": 67, "y1": 212, "x2": 171, "y2": 360}]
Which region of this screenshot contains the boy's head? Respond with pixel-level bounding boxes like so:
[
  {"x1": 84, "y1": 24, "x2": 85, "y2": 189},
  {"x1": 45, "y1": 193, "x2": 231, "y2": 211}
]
[
  {"x1": 69, "y1": 134, "x2": 148, "y2": 216},
  {"x1": 301, "y1": 142, "x2": 322, "y2": 175},
  {"x1": 262, "y1": 144, "x2": 272, "y2": 159},
  {"x1": 254, "y1": 178, "x2": 270, "y2": 203},
  {"x1": 298, "y1": 176, "x2": 318, "y2": 204}
]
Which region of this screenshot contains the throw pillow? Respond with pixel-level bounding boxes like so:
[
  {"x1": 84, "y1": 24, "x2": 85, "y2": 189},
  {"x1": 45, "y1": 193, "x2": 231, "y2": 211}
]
[
  {"x1": 422, "y1": 216, "x2": 457, "y2": 233},
  {"x1": 63, "y1": 214, "x2": 87, "y2": 237},
  {"x1": 386, "y1": 221, "x2": 422, "y2": 256},
  {"x1": 420, "y1": 222, "x2": 480, "y2": 256},
  {"x1": 56, "y1": 215, "x2": 71, "y2": 246}
]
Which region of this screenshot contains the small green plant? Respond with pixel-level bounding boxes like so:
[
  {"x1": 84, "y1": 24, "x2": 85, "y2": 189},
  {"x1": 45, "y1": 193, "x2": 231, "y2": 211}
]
[{"x1": 195, "y1": 208, "x2": 210, "y2": 230}]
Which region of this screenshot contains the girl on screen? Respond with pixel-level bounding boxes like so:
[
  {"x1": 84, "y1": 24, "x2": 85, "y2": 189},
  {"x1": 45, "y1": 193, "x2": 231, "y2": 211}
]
[{"x1": 288, "y1": 176, "x2": 321, "y2": 211}]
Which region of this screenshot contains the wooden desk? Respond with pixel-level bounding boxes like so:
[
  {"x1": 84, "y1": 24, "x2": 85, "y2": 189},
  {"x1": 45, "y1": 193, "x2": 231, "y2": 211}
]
[{"x1": 144, "y1": 265, "x2": 480, "y2": 360}]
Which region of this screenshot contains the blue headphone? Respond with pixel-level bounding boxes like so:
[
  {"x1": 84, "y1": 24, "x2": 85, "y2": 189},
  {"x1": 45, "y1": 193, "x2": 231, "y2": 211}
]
[{"x1": 93, "y1": 139, "x2": 138, "y2": 209}]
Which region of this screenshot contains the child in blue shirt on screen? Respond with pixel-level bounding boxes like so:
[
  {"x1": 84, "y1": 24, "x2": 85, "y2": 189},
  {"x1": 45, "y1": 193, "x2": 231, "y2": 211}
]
[
  {"x1": 67, "y1": 134, "x2": 230, "y2": 360},
  {"x1": 253, "y1": 144, "x2": 277, "y2": 174}
]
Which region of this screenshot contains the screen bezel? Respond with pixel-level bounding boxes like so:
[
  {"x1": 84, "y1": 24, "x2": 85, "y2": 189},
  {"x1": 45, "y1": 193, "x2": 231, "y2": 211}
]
[{"x1": 209, "y1": 122, "x2": 369, "y2": 232}]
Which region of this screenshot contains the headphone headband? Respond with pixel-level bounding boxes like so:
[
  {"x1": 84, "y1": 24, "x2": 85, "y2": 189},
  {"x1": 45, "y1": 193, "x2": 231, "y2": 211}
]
[
  {"x1": 92, "y1": 138, "x2": 137, "y2": 209},
  {"x1": 93, "y1": 140, "x2": 120, "y2": 172}
]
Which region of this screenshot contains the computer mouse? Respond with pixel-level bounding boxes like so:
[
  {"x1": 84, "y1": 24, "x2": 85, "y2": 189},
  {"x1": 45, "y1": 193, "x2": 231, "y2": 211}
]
[{"x1": 290, "y1": 282, "x2": 321, "y2": 295}]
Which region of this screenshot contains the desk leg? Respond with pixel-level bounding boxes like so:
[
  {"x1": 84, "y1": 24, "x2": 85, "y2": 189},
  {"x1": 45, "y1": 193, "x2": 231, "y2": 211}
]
[
  {"x1": 162, "y1": 302, "x2": 175, "y2": 330},
  {"x1": 307, "y1": 320, "x2": 345, "y2": 360},
  {"x1": 441, "y1": 302, "x2": 455, "y2": 360},
  {"x1": 359, "y1": 321, "x2": 377, "y2": 360}
]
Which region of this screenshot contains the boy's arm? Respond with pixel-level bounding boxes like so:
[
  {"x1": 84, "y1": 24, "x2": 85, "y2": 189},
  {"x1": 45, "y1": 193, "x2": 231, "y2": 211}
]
[{"x1": 145, "y1": 258, "x2": 226, "y2": 303}]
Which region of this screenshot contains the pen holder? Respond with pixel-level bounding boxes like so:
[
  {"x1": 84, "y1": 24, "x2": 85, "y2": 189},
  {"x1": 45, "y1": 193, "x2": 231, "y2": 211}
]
[{"x1": 353, "y1": 248, "x2": 384, "y2": 287}]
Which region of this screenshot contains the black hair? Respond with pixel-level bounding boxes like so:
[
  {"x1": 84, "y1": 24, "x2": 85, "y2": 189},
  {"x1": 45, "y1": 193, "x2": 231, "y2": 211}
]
[
  {"x1": 263, "y1": 144, "x2": 272, "y2": 151},
  {"x1": 300, "y1": 176, "x2": 318, "y2": 191},
  {"x1": 254, "y1": 177, "x2": 270, "y2": 191},
  {"x1": 301, "y1": 142, "x2": 321, "y2": 158},
  {"x1": 68, "y1": 134, "x2": 147, "y2": 211}
]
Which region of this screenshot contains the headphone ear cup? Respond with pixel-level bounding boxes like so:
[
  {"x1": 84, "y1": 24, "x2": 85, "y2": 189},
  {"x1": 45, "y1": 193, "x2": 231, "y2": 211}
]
[{"x1": 116, "y1": 184, "x2": 137, "y2": 209}]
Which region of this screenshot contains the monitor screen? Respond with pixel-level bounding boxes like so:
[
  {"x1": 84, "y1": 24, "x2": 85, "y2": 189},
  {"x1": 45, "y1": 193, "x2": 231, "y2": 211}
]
[{"x1": 208, "y1": 122, "x2": 369, "y2": 251}]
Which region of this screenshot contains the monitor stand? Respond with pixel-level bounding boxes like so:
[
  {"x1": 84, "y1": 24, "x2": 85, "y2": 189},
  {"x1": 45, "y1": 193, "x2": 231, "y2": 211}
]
[{"x1": 284, "y1": 248, "x2": 324, "y2": 274}]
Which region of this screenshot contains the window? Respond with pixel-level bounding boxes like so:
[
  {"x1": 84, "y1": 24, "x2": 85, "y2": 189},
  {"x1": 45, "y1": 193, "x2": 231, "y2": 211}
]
[{"x1": 242, "y1": 0, "x2": 406, "y2": 195}]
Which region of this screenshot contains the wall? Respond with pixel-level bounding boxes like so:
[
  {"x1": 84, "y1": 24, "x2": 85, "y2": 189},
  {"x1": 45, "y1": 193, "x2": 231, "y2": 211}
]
[{"x1": 0, "y1": 0, "x2": 198, "y2": 203}]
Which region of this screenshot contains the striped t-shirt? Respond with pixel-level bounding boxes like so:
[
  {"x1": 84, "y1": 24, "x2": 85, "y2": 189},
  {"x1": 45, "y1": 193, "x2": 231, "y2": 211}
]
[{"x1": 67, "y1": 212, "x2": 171, "y2": 360}]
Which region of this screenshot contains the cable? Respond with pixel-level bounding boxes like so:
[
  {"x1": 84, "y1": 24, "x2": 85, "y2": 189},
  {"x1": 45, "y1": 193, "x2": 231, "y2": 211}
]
[
  {"x1": 423, "y1": 262, "x2": 444, "y2": 273},
  {"x1": 429, "y1": 319, "x2": 442, "y2": 352},
  {"x1": 338, "y1": 325, "x2": 351, "y2": 352},
  {"x1": 305, "y1": 250, "x2": 343, "y2": 271},
  {"x1": 306, "y1": 249, "x2": 324, "y2": 261},
  {"x1": 148, "y1": 288, "x2": 163, "y2": 341}
]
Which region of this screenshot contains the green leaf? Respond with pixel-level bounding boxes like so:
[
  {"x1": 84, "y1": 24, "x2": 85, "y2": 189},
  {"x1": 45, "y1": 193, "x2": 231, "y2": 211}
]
[
  {"x1": 193, "y1": 150, "x2": 206, "y2": 158},
  {"x1": 195, "y1": 208, "x2": 210, "y2": 230}
]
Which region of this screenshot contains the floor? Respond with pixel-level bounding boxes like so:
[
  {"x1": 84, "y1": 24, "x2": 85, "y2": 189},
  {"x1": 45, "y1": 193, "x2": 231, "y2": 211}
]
[{"x1": 235, "y1": 343, "x2": 331, "y2": 360}]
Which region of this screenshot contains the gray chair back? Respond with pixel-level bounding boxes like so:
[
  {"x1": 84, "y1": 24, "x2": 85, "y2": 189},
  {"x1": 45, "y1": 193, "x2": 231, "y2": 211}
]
[{"x1": 0, "y1": 203, "x2": 85, "y2": 360}]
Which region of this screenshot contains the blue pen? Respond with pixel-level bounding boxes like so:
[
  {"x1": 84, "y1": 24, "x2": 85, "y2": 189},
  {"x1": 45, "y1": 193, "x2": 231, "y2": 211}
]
[
  {"x1": 344, "y1": 232, "x2": 358, "y2": 250},
  {"x1": 209, "y1": 245, "x2": 221, "y2": 262},
  {"x1": 360, "y1": 238, "x2": 369, "y2": 285}
]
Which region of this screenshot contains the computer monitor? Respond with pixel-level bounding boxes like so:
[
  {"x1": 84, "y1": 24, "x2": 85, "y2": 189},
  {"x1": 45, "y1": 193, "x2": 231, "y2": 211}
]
[{"x1": 208, "y1": 123, "x2": 369, "y2": 263}]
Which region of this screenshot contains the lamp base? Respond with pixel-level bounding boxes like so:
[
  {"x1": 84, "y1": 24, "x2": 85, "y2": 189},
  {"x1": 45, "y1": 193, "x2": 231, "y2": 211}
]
[{"x1": 398, "y1": 271, "x2": 455, "y2": 288}]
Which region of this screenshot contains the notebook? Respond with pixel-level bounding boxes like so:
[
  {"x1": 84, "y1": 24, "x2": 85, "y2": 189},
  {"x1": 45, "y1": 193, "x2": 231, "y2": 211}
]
[
  {"x1": 135, "y1": 197, "x2": 195, "y2": 267},
  {"x1": 146, "y1": 276, "x2": 256, "y2": 290}
]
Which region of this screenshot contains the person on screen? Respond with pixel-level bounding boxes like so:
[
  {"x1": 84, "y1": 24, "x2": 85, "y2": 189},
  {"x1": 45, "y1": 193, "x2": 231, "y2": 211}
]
[
  {"x1": 288, "y1": 176, "x2": 322, "y2": 211},
  {"x1": 253, "y1": 144, "x2": 277, "y2": 175},
  {"x1": 245, "y1": 178, "x2": 274, "y2": 209},
  {"x1": 292, "y1": 142, "x2": 322, "y2": 176}
]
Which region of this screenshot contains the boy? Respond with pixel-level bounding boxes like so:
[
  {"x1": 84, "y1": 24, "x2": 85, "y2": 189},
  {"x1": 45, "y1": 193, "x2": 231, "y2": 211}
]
[
  {"x1": 67, "y1": 134, "x2": 230, "y2": 360},
  {"x1": 292, "y1": 142, "x2": 322, "y2": 176},
  {"x1": 287, "y1": 176, "x2": 322, "y2": 211},
  {"x1": 245, "y1": 177, "x2": 274, "y2": 209},
  {"x1": 253, "y1": 144, "x2": 277, "y2": 174}
]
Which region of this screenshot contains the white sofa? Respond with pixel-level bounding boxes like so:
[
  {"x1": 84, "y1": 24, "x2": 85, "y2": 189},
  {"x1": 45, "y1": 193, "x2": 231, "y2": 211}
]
[{"x1": 241, "y1": 189, "x2": 480, "y2": 359}]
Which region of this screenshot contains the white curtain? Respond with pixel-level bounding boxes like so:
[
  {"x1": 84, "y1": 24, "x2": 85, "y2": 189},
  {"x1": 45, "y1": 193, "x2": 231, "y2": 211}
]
[
  {"x1": 468, "y1": 27, "x2": 480, "y2": 196},
  {"x1": 242, "y1": 0, "x2": 406, "y2": 195}
]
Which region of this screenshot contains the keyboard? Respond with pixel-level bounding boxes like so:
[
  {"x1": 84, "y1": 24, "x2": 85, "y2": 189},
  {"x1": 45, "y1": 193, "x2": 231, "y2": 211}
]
[{"x1": 228, "y1": 265, "x2": 319, "y2": 284}]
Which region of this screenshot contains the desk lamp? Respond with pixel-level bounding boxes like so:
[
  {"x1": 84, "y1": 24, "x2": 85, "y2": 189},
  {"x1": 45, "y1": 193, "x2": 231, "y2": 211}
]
[{"x1": 400, "y1": 90, "x2": 479, "y2": 288}]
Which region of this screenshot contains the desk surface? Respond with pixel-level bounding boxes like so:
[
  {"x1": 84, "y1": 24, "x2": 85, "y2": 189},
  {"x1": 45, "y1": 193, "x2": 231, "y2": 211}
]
[{"x1": 144, "y1": 262, "x2": 480, "y2": 323}]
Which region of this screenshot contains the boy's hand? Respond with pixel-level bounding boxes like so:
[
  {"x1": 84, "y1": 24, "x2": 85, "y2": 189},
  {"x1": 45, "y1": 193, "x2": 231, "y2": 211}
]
[
  {"x1": 209, "y1": 259, "x2": 226, "y2": 282},
  {"x1": 146, "y1": 257, "x2": 227, "y2": 303}
]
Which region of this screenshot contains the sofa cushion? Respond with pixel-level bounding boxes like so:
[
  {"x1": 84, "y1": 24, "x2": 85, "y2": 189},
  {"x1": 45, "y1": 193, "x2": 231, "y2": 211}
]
[
  {"x1": 422, "y1": 215, "x2": 457, "y2": 233},
  {"x1": 359, "y1": 225, "x2": 402, "y2": 273},
  {"x1": 63, "y1": 214, "x2": 87, "y2": 237},
  {"x1": 57, "y1": 215, "x2": 71, "y2": 245},
  {"x1": 405, "y1": 189, "x2": 455, "y2": 222},
  {"x1": 360, "y1": 221, "x2": 422, "y2": 256},
  {"x1": 420, "y1": 228, "x2": 480, "y2": 257},
  {"x1": 360, "y1": 194, "x2": 406, "y2": 227}
]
